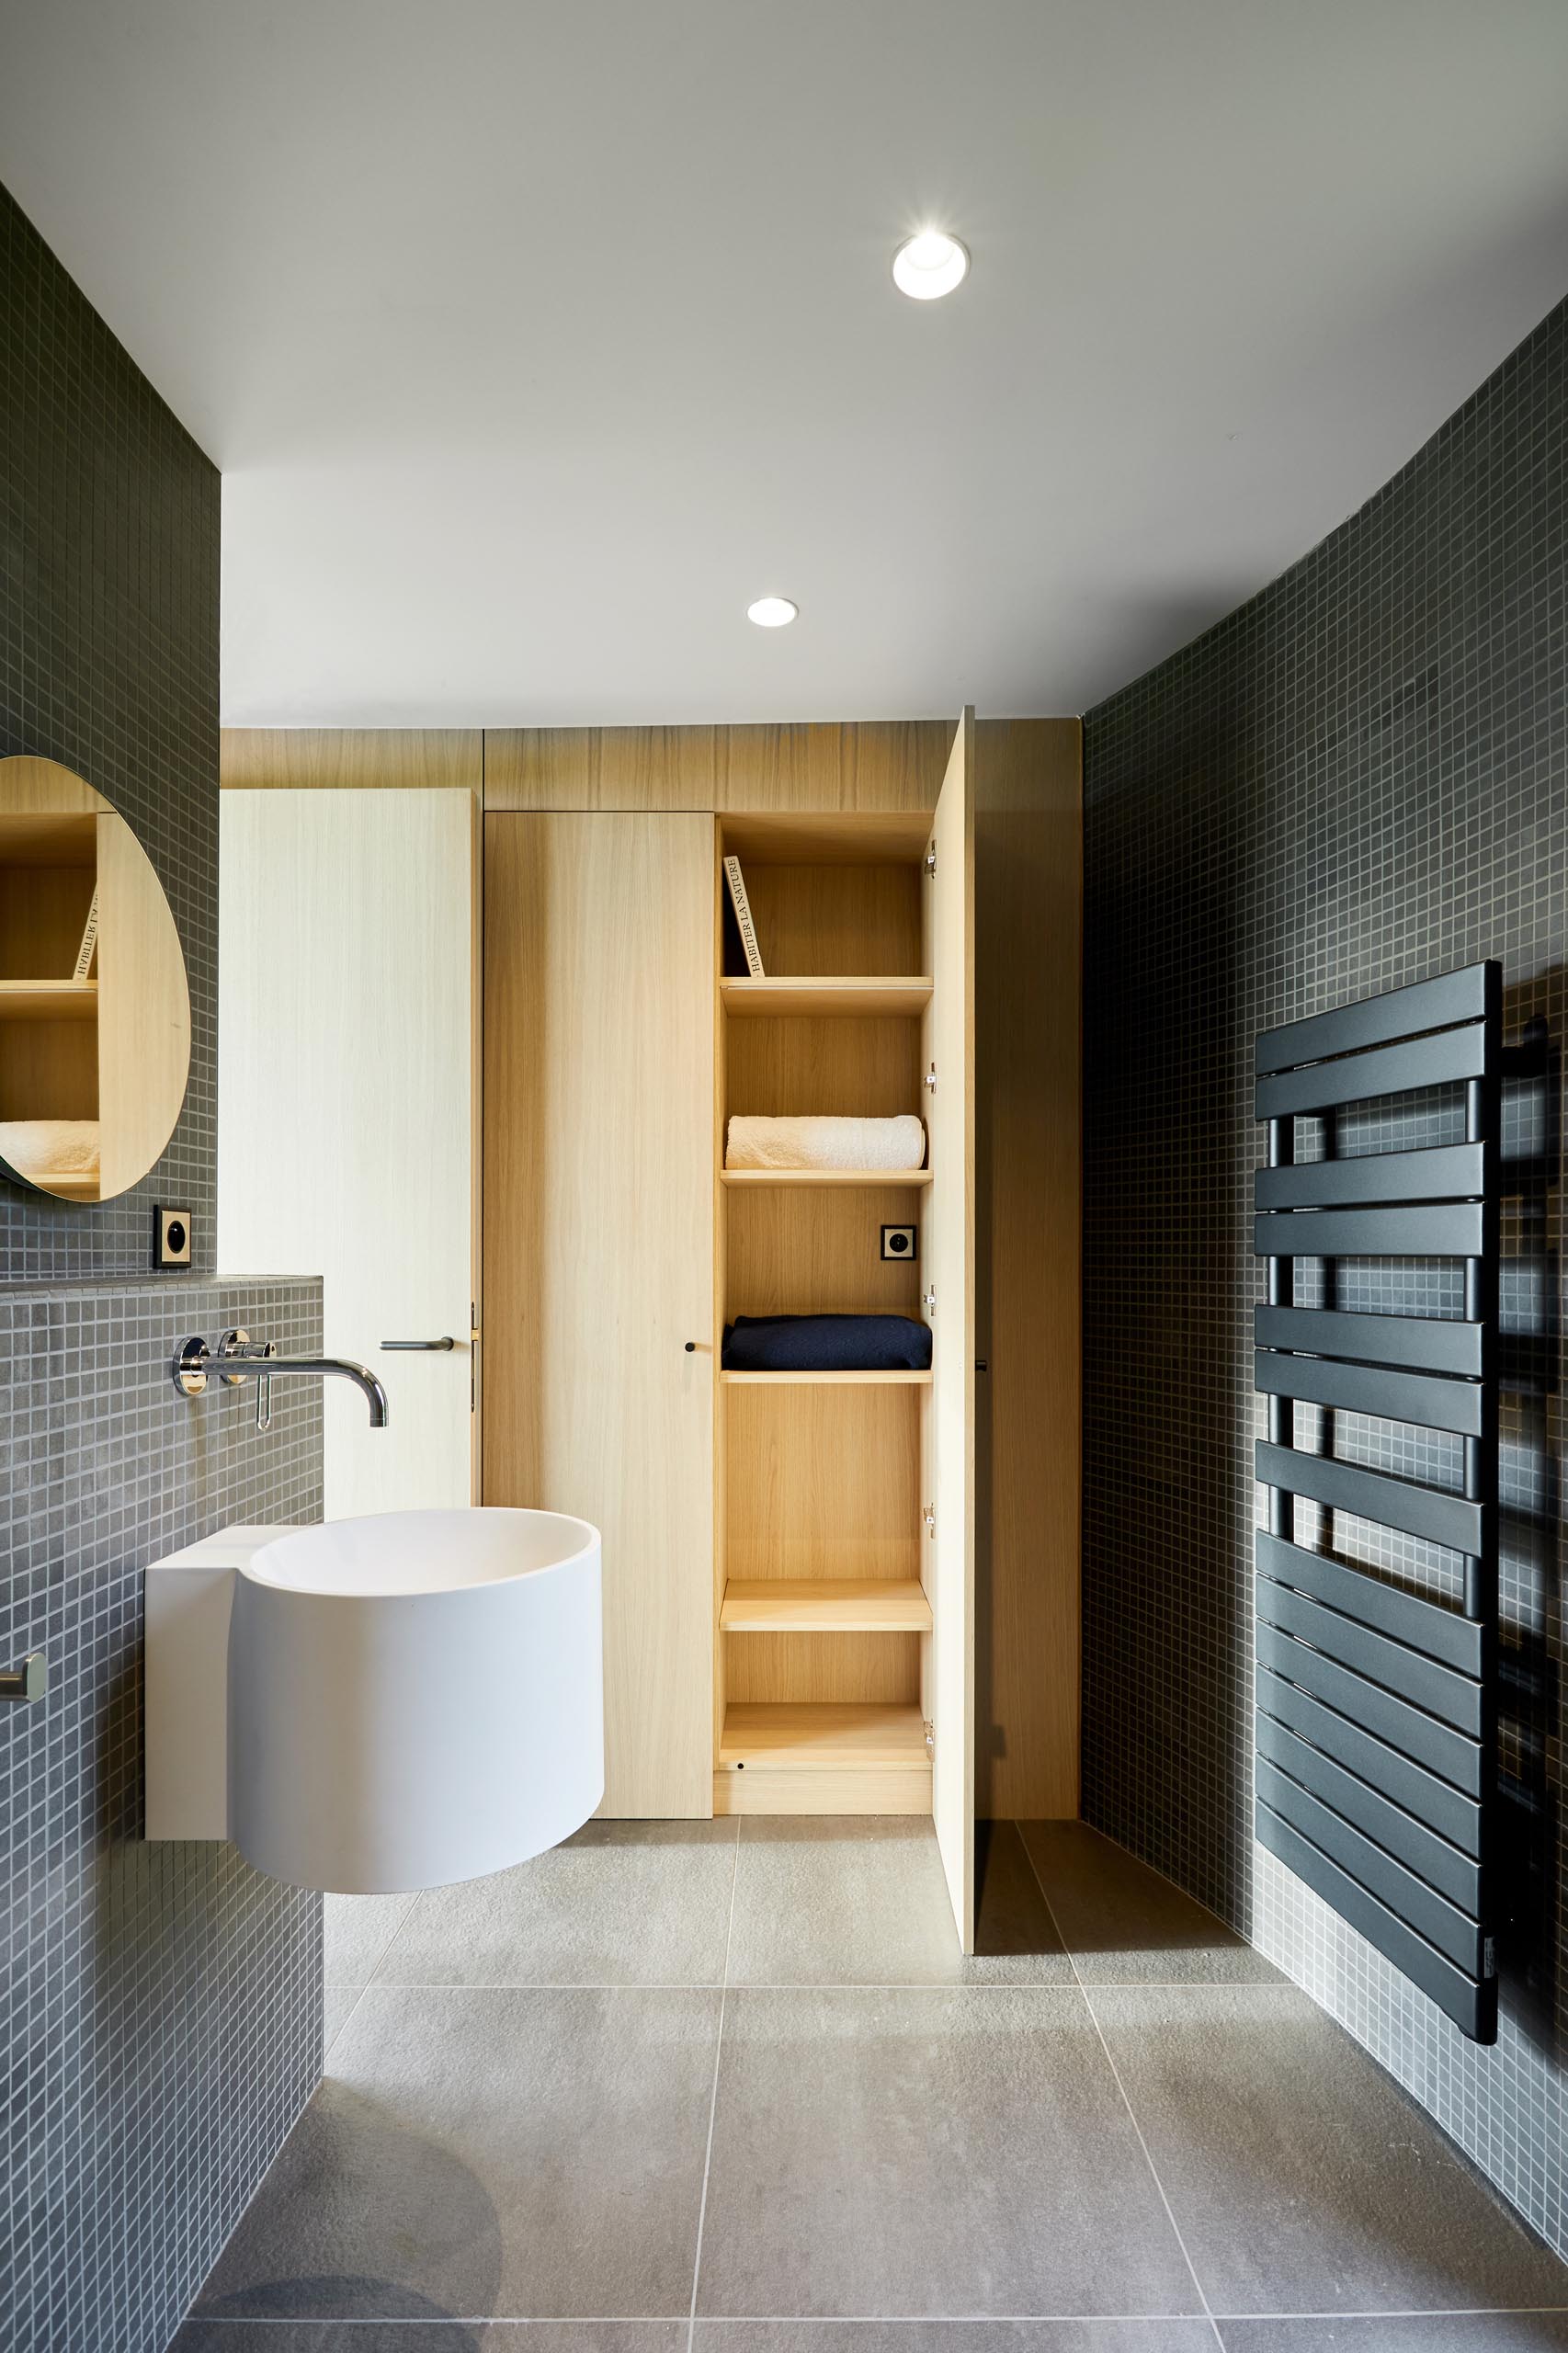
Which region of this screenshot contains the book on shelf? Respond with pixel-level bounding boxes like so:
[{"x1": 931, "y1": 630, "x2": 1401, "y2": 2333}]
[
  {"x1": 73, "y1": 887, "x2": 99, "y2": 981},
  {"x1": 722, "y1": 855, "x2": 765, "y2": 979}
]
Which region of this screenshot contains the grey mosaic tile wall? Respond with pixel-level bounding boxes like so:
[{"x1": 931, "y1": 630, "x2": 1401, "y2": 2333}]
[
  {"x1": 2, "y1": 179, "x2": 219, "y2": 1279},
  {"x1": 1, "y1": 1277, "x2": 325, "y2": 2353},
  {"x1": 1083, "y1": 296, "x2": 1567, "y2": 2253},
  {"x1": 2, "y1": 187, "x2": 324, "y2": 2350}
]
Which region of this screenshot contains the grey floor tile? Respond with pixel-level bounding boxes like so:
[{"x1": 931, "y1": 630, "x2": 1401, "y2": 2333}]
[
  {"x1": 175, "y1": 2328, "x2": 686, "y2": 2350},
  {"x1": 1018, "y1": 1823, "x2": 1279, "y2": 1984},
  {"x1": 1218, "y1": 2318, "x2": 1568, "y2": 2350},
  {"x1": 195, "y1": 1984, "x2": 722, "y2": 2319},
  {"x1": 727, "y1": 1816, "x2": 1072, "y2": 1985},
  {"x1": 323, "y1": 1987, "x2": 360, "y2": 2053},
  {"x1": 324, "y1": 1891, "x2": 420, "y2": 1987},
  {"x1": 695, "y1": 1985, "x2": 1201, "y2": 2317},
  {"x1": 376, "y1": 1817, "x2": 739, "y2": 1986},
  {"x1": 695, "y1": 2325, "x2": 1219, "y2": 2349},
  {"x1": 1092, "y1": 1985, "x2": 1568, "y2": 2315}
]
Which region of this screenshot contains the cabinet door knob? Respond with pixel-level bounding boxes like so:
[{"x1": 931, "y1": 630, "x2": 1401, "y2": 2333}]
[{"x1": 684, "y1": 1341, "x2": 698, "y2": 1353}]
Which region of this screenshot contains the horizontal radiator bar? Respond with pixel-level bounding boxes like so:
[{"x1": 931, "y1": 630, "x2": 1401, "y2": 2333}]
[
  {"x1": 1255, "y1": 964, "x2": 1494, "y2": 1075},
  {"x1": 1256, "y1": 1024, "x2": 1486, "y2": 1120},
  {"x1": 1253, "y1": 1349, "x2": 1483, "y2": 1436},
  {"x1": 1254, "y1": 1305, "x2": 1484, "y2": 1377},
  {"x1": 1253, "y1": 1201, "x2": 1483, "y2": 1258},
  {"x1": 1255, "y1": 1142, "x2": 1486, "y2": 1211},
  {"x1": 1255, "y1": 1440, "x2": 1483, "y2": 1554}
]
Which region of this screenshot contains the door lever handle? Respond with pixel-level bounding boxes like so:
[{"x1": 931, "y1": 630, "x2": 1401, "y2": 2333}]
[{"x1": 381, "y1": 1337, "x2": 457, "y2": 1351}]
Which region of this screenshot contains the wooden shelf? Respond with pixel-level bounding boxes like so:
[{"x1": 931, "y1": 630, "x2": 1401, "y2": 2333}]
[
  {"x1": 721, "y1": 1165, "x2": 932, "y2": 1188},
  {"x1": 722, "y1": 975, "x2": 932, "y2": 1018},
  {"x1": 0, "y1": 979, "x2": 97, "y2": 1020},
  {"x1": 719, "y1": 1699, "x2": 929, "y2": 1769},
  {"x1": 721, "y1": 1577, "x2": 932, "y2": 1633},
  {"x1": 721, "y1": 1368, "x2": 931, "y2": 1386}
]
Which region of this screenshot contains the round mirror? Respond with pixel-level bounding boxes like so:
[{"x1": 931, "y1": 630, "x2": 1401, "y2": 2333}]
[{"x1": 0, "y1": 756, "x2": 191, "y2": 1203}]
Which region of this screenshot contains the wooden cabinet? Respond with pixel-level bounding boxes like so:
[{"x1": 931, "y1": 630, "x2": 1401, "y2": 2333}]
[
  {"x1": 478, "y1": 714, "x2": 1080, "y2": 1951},
  {"x1": 483, "y1": 813, "x2": 716, "y2": 1819}
]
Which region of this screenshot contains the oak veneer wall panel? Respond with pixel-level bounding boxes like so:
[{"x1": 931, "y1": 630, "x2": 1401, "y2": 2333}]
[
  {"x1": 716, "y1": 721, "x2": 952, "y2": 812},
  {"x1": 725, "y1": 1015, "x2": 921, "y2": 1122},
  {"x1": 973, "y1": 716, "x2": 1083, "y2": 1821},
  {"x1": 483, "y1": 726, "x2": 721, "y2": 811},
  {"x1": 483, "y1": 721, "x2": 951, "y2": 813},
  {"x1": 726, "y1": 1186, "x2": 921, "y2": 1319},
  {"x1": 741, "y1": 864, "x2": 923, "y2": 974},
  {"x1": 727, "y1": 1629, "x2": 922, "y2": 1705},
  {"x1": 724, "y1": 1381, "x2": 919, "y2": 1584},
  {"x1": 483, "y1": 811, "x2": 714, "y2": 1817},
  {"x1": 221, "y1": 728, "x2": 482, "y2": 791}
]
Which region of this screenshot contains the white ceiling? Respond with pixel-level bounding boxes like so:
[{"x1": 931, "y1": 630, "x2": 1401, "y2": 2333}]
[{"x1": 4, "y1": 1, "x2": 1568, "y2": 726}]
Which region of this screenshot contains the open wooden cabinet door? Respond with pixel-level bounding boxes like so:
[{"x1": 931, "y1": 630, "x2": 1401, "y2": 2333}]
[{"x1": 922, "y1": 710, "x2": 976, "y2": 1948}]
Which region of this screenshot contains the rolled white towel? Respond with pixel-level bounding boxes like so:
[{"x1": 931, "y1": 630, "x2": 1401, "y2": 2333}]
[{"x1": 726, "y1": 1113, "x2": 926, "y2": 1173}]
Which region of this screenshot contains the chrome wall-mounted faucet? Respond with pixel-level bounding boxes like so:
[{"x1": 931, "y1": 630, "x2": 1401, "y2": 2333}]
[{"x1": 172, "y1": 1329, "x2": 389, "y2": 1427}]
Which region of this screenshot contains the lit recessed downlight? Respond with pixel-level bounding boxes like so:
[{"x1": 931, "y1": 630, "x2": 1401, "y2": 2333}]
[
  {"x1": 747, "y1": 597, "x2": 799, "y2": 628},
  {"x1": 892, "y1": 229, "x2": 969, "y2": 301}
]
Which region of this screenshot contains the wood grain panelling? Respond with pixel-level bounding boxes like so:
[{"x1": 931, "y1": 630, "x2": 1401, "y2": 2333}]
[
  {"x1": 221, "y1": 729, "x2": 481, "y2": 791},
  {"x1": 483, "y1": 726, "x2": 719, "y2": 810},
  {"x1": 483, "y1": 722, "x2": 953, "y2": 813},
  {"x1": 740, "y1": 864, "x2": 922, "y2": 975},
  {"x1": 973, "y1": 716, "x2": 1083, "y2": 1821},
  {"x1": 726, "y1": 1185, "x2": 921, "y2": 1319},
  {"x1": 483, "y1": 811, "x2": 714, "y2": 1818}
]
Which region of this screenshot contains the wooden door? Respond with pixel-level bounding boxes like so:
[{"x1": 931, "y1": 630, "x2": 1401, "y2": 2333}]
[
  {"x1": 921, "y1": 712, "x2": 976, "y2": 1947},
  {"x1": 483, "y1": 813, "x2": 714, "y2": 1818},
  {"x1": 218, "y1": 789, "x2": 479, "y2": 1516}
]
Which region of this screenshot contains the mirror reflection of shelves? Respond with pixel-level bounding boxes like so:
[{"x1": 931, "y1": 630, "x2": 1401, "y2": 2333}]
[
  {"x1": 0, "y1": 757, "x2": 192, "y2": 1206},
  {"x1": 0, "y1": 802, "x2": 101, "y2": 1198}
]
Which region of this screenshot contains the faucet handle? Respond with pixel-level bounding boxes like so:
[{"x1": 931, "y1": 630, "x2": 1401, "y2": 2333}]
[{"x1": 217, "y1": 1328, "x2": 277, "y2": 1384}]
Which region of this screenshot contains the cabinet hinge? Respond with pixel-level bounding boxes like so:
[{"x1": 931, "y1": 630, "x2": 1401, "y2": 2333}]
[
  {"x1": 924, "y1": 1063, "x2": 937, "y2": 1093},
  {"x1": 924, "y1": 1720, "x2": 935, "y2": 1759},
  {"x1": 923, "y1": 1502, "x2": 936, "y2": 1538},
  {"x1": 922, "y1": 1286, "x2": 937, "y2": 1317},
  {"x1": 924, "y1": 845, "x2": 937, "y2": 878}
]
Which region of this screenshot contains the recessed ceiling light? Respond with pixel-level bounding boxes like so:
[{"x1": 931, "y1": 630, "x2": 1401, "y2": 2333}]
[
  {"x1": 892, "y1": 229, "x2": 970, "y2": 301},
  {"x1": 747, "y1": 596, "x2": 798, "y2": 628}
]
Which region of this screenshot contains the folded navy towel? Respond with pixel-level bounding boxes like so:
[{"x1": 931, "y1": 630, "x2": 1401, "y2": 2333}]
[{"x1": 722, "y1": 1313, "x2": 932, "y2": 1372}]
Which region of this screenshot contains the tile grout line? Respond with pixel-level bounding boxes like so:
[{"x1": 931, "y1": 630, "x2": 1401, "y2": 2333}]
[
  {"x1": 686, "y1": 1813, "x2": 742, "y2": 2352},
  {"x1": 1015, "y1": 1825, "x2": 1227, "y2": 2353},
  {"x1": 321, "y1": 1893, "x2": 421, "y2": 2058}
]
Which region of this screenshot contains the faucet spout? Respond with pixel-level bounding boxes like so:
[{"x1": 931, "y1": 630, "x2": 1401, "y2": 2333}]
[
  {"x1": 261, "y1": 1357, "x2": 390, "y2": 1427},
  {"x1": 171, "y1": 1334, "x2": 390, "y2": 1425}
]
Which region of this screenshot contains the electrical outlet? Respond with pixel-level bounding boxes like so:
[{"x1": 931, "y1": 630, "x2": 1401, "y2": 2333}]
[
  {"x1": 881, "y1": 1223, "x2": 917, "y2": 1263},
  {"x1": 154, "y1": 1206, "x2": 192, "y2": 1267}
]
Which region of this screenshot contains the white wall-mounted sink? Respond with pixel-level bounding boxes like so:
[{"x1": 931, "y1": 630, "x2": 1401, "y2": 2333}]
[{"x1": 145, "y1": 1508, "x2": 603, "y2": 1893}]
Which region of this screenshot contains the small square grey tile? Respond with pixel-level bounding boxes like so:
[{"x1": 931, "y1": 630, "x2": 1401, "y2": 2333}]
[
  {"x1": 1092, "y1": 1986, "x2": 1568, "y2": 2314},
  {"x1": 377, "y1": 1818, "x2": 739, "y2": 1987},
  {"x1": 727, "y1": 1816, "x2": 1071, "y2": 1985},
  {"x1": 1019, "y1": 1823, "x2": 1280, "y2": 1984},
  {"x1": 195, "y1": 1985, "x2": 722, "y2": 2319},
  {"x1": 695, "y1": 1985, "x2": 1201, "y2": 2317}
]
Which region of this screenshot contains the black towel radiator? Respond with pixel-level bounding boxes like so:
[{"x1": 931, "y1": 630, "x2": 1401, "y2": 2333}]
[{"x1": 1252, "y1": 961, "x2": 1503, "y2": 2043}]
